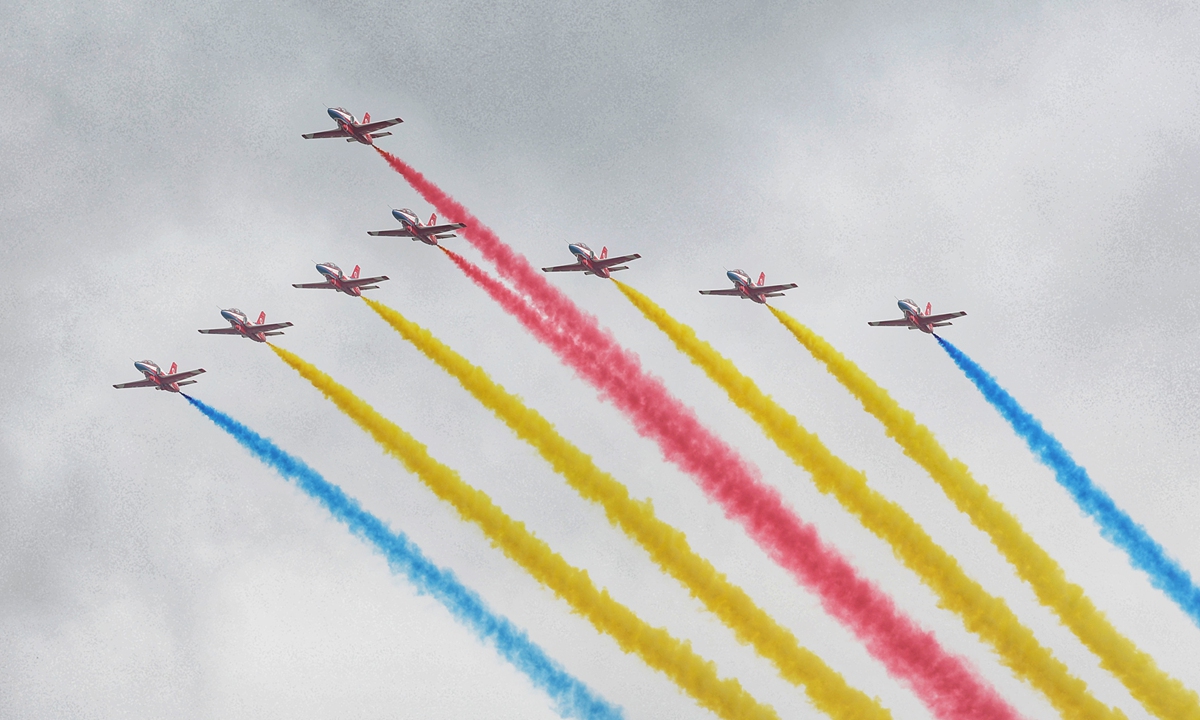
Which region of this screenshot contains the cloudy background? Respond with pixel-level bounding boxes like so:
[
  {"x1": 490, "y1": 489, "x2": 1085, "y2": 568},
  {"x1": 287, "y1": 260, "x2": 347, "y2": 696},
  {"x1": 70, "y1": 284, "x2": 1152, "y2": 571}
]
[{"x1": 2, "y1": 0, "x2": 1198, "y2": 717}]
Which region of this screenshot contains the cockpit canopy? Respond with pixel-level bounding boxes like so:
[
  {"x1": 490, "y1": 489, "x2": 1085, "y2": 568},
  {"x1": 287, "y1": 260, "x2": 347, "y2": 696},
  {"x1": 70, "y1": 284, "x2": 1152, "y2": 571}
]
[{"x1": 227, "y1": 307, "x2": 245, "y2": 317}]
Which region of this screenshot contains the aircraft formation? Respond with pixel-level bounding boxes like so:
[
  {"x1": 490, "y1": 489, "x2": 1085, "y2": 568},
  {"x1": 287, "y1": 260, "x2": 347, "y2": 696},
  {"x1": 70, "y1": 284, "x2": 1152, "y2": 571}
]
[
  {"x1": 115, "y1": 108, "x2": 965, "y2": 391},
  {"x1": 107, "y1": 106, "x2": 1200, "y2": 720}
]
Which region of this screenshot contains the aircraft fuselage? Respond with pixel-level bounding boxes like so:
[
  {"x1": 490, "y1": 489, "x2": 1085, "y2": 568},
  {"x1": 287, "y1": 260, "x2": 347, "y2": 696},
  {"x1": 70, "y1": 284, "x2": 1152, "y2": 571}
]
[
  {"x1": 220, "y1": 309, "x2": 270, "y2": 342},
  {"x1": 569, "y1": 243, "x2": 613, "y2": 278},
  {"x1": 132, "y1": 360, "x2": 181, "y2": 392},
  {"x1": 329, "y1": 107, "x2": 375, "y2": 145},
  {"x1": 727, "y1": 269, "x2": 768, "y2": 304},
  {"x1": 315, "y1": 263, "x2": 362, "y2": 296}
]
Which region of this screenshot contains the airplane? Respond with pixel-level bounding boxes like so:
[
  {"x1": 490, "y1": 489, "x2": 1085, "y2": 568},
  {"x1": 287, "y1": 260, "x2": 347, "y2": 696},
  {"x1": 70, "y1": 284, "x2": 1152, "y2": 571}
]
[
  {"x1": 198, "y1": 308, "x2": 293, "y2": 343},
  {"x1": 113, "y1": 360, "x2": 205, "y2": 392},
  {"x1": 367, "y1": 208, "x2": 466, "y2": 245},
  {"x1": 699, "y1": 269, "x2": 797, "y2": 304},
  {"x1": 301, "y1": 107, "x2": 403, "y2": 145},
  {"x1": 541, "y1": 243, "x2": 641, "y2": 279},
  {"x1": 868, "y1": 299, "x2": 966, "y2": 333},
  {"x1": 292, "y1": 262, "x2": 389, "y2": 297}
]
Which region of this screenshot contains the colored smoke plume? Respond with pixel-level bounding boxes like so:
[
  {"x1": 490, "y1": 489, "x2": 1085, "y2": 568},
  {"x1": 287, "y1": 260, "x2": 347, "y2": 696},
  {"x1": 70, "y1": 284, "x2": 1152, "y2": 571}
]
[
  {"x1": 771, "y1": 308, "x2": 1199, "y2": 720},
  {"x1": 266, "y1": 347, "x2": 781, "y2": 720},
  {"x1": 182, "y1": 394, "x2": 623, "y2": 720},
  {"x1": 612, "y1": 281, "x2": 1122, "y2": 720},
  {"x1": 431, "y1": 242, "x2": 1020, "y2": 720},
  {"x1": 936, "y1": 336, "x2": 1200, "y2": 631},
  {"x1": 363, "y1": 297, "x2": 894, "y2": 720}
]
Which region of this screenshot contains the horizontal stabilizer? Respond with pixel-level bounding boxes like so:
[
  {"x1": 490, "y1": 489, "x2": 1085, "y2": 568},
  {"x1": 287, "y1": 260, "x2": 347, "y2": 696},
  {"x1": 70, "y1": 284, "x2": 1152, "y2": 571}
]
[
  {"x1": 357, "y1": 285, "x2": 380, "y2": 291},
  {"x1": 264, "y1": 331, "x2": 286, "y2": 336},
  {"x1": 608, "y1": 266, "x2": 630, "y2": 272},
  {"x1": 931, "y1": 322, "x2": 954, "y2": 327},
  {"x1": 177, "y1": 380, "x2": 198, "y2": 386},
  {"x1": 369, "y1": 132, "x2": 392, "y2": 139},
  {"x1": 764, "y1": 292, "x2": 786, "y2": 297}
]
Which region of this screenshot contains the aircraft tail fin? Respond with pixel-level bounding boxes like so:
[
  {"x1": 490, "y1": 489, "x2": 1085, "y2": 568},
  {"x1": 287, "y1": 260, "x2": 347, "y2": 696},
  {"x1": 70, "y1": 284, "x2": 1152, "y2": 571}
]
[
  {"x1": 429, "y1": 213, "x2": 437, "y2": 226},
  {"x1": 256, "y1": 311, "x2": 266, "y2": 325},
  {"x1": 168, "y1": 362, "x2": 177, "y2": 375},
  {"x1": 363, "y1": 112, "x2": 371, "y2": 124},
  {"x1": 925, "y1": 301, "x2": 932, "y2": 315},
  {"x1": 758, "y1": 272, "x2": 766, "y2": 286},
  {"x1": 351, "y1": 265, "x2": 361, "y2": 280},
  {"x1": 600, "y1": 246, "x2": 608, "y2": 260}
]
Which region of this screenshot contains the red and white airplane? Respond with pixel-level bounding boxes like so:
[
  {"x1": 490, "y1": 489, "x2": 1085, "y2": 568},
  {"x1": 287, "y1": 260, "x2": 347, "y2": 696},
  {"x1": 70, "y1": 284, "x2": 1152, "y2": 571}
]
[
  {"x1": 367, "y1": 208, "x2": 466, "y2": 246},
  {"x1": 113, "y1": 360, "x2": 205, "y2": 393},
  {"x1": 699, "y1": 269, "x2": 797, "y2": 304},
  {"x1": 541, "y1": 243, "x2": 641, "y2": 279},
  {"x1": 292, "y1": 262, "x2": 389, "y2": 297},
  {"x1": 302, "y1": 107, "x2": 403, "y2": 145},
  {"x1": 199, "y1": 308, "x2": 293, "y2": 343},
  {"x1": 868, "y1": 299, "x2": 966, "y2": 333}
]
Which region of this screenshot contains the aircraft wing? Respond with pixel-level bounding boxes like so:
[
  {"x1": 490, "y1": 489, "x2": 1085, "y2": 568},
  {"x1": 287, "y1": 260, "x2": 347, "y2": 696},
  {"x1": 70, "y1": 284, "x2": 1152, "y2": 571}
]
[
  {"x1": 302, "y1": 128, "x2": 350, "y2": 140},
  {"x1": 162, "y1": 368, "x2": 206, "y2": 383},
  {"x1": 925, "y1": 311, "x2": 967, "y2": 323},
  {"x1": 254, "y1": 322, "x2": 294, "y2": 333},
  {"x1": 423, "y1": 222, "x2": 466, "y2": 234},
  {"x1": 113, "y1": 378, "x2": 158, "y2": 389},
  {"x1": 198, "y1": 327, "x2": 241, "y2": 334},
  {"x1": 699, "y1": 288, "x2": 743, "y2": 296},
  {"x1": 542, "y1": 263, "x2": 587, "y2": 273},
  {"x1": 358, "y1": 117, "x2": 404, "y2": 134},
  {"x1": 754, "y1": 283, "x2": 798, "y2": 294},
  {"x1": 596, "y1": 253, "x2": 641, "y2": 268},
  {"x1": 345, "y1": 275, "x2": 389, "y2": 288},
  {"x1": 867, "y1": 318, "x2": 910, "y2": 327},
  {"x1": 292, "y1": 281, "x2": 336, "y2": 289},
  {"x1": 367, "y1": 228, "x2": 416, "y2": 237}
]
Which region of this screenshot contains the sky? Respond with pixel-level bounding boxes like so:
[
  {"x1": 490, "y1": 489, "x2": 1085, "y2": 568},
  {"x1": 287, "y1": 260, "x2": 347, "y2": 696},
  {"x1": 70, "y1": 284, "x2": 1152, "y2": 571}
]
[{"x1": 2, "y1": 0, "x2": 1199, "y2": 718}]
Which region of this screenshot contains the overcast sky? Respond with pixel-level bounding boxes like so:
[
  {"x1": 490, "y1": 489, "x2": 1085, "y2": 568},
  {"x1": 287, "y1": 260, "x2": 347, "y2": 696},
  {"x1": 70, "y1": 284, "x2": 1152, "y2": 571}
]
[{"x1": 3, "y1": 1, "x2": 1199, "y2": 718}]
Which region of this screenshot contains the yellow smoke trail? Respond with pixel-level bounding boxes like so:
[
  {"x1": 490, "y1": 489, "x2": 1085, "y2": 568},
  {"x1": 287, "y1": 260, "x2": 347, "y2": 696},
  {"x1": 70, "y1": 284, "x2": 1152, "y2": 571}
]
[
  {"x1": 613, "y1": 281, "x2": 1124, "y2": 720},
  {"x1": 268, "y1": 343, "x2": 779, "y2": 720},
  {"x1": 768, "y1": 307, "x2": 1200, "y2": 720},
  {"x1": 362, "y1": 297, "x2": 891, "y2": 720}
]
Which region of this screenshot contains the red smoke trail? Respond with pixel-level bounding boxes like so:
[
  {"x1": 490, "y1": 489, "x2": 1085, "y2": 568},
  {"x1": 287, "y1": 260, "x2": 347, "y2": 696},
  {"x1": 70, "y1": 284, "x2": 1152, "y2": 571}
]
[
  {"x1": 381, "y1": 148, "x2": 1020, "y2": 719},
  {"x1": 439, "y1": 247, "x2": 1019, "y2": 720}
]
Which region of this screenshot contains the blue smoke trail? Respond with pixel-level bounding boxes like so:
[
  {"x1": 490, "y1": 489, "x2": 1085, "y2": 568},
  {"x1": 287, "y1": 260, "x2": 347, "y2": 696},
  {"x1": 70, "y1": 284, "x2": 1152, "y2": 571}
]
[
  {"x1": 183, "y1": 394, "x2": 623, "y2": 720},
  {"x1": 934, "y1": 337, "x2": 1200, "y2": 628}
]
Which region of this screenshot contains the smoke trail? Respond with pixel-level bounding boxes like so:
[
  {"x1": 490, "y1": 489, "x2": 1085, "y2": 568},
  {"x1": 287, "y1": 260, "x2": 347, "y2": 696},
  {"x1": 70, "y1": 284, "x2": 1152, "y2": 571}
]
[
  {"x1": 181, "y1": 394, "x2": 623, "y2": 720},
  {"x1": 770, "y1": 309, "x2": 1200, "y2": 720},
  {"x1": 362, "y1": 297, "x2": 893, "y2": 720},
  {"x1": 936, "y1": 336, "x2": 1200, "y2": 627},
  {"x1": 265, "y1": 347, "x2": 781, "y2": 720},
  {"x1": 435, "y1": 248, "x2": 1024, "y2": 720},
  {"x1": 613, "y1": 281, "x2": 1124, "y2": 720}
]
